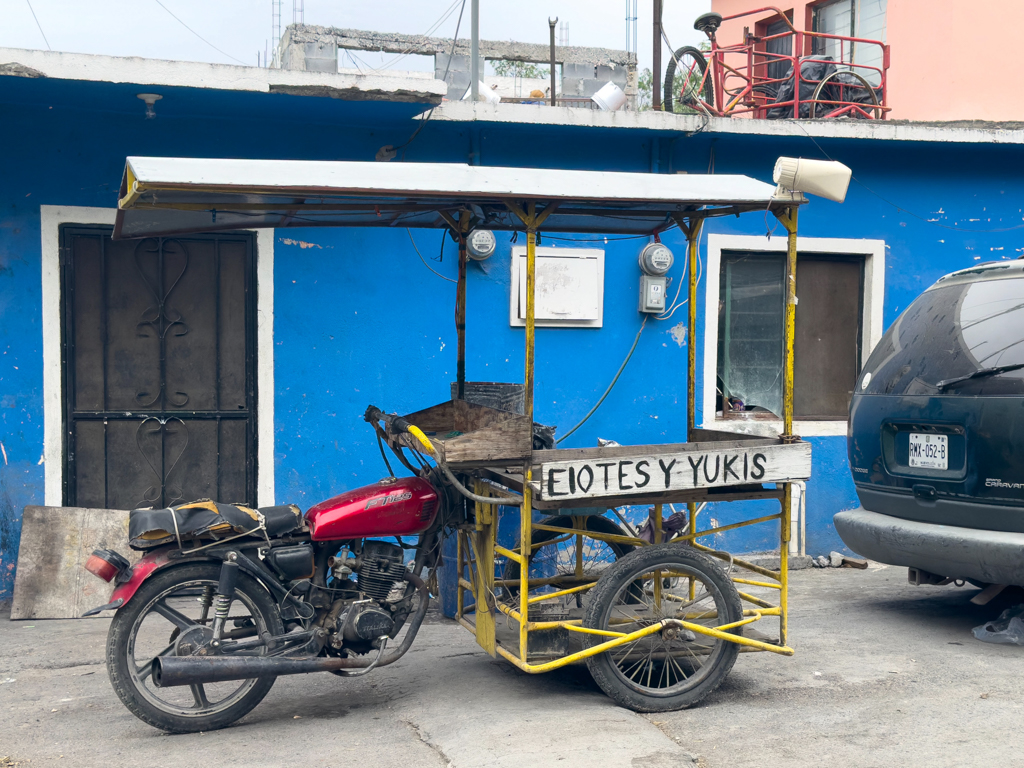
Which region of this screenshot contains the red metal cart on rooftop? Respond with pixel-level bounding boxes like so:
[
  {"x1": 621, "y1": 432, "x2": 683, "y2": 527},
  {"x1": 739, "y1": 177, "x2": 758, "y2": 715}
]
[{"x1": 664, "y1": 7, "x2": 890, "y2": 120}]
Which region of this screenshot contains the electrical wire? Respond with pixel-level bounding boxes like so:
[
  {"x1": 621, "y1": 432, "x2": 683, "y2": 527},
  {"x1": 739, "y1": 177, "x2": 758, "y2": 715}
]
[
  {"x1": 153, "y1": 0, "x2": 247, "y2": 65},
  {"x1": 385, "y1": 0, "x2": 467, "y2": 159},
  {"x1": 407, "y1": 228, "x2": 457, "y2": 283},
  {"x1": 25, "y1": 0, "x2": 50, "y2": 50},
  {"x1": 372, "y1": 0, "x2": 464, "y2": 71},
  {"x1": 556, "y1": 316, "x2": 648, "y2": 444},
  {"x1": 655, "y1": 225, "x2": 705, "y2": 321}
]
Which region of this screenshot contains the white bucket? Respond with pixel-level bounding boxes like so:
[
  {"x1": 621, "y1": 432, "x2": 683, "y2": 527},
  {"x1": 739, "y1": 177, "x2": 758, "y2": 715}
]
[
  {"x1": 462, "y1": 82, "x2": 501, "y2": 105},
  {"x1": 592, "y1": 82, "x2": 627, "y2": 111}
]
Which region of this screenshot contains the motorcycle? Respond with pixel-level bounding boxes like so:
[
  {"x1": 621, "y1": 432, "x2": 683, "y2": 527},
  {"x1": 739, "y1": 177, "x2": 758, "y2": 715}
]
[{"x1": 82, "y1": 406, "x2": 498, "y2": 733}]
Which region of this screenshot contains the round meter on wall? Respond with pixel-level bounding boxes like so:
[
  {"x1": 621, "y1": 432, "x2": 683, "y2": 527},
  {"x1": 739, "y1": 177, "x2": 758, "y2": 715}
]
[
  {"x1": 467, "y1": 229, "x2": 496, "y2": 260},
  {"x1": 639, "y1": 243, "x2": 674, "y2": 276}
]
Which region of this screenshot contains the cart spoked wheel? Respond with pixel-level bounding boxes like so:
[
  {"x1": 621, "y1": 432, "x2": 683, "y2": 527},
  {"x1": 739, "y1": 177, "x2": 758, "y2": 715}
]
[
  {"x1": 502, "y1": 515, "x2": 634, "y2": 608},
  {"x1": 583, "y1": 544, "x2": 742, "y2": 712}
]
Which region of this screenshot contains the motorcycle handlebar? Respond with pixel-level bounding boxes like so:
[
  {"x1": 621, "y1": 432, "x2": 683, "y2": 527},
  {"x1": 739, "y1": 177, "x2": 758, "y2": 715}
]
[
  {"x1": 364, "y1": 405, "x2": 433, "y2": 455},
  {"x1": 362, "y1": 405, "x2": 523, "y2": 507},
  {"x1": 363, "y1": 405, "x2": 411, "y2": 434}
]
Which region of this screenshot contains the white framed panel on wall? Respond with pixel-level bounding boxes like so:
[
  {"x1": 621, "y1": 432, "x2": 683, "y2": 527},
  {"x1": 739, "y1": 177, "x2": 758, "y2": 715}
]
[{"x1": 509, "y1": 246, "x2": 605, "y2": 328}]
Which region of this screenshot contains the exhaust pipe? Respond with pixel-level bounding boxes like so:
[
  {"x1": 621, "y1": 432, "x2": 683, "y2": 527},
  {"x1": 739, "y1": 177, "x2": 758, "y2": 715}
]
[
  {"x1": 153, "y1": 654, "x2": 375, "y2": 687},
  {"x1": 153, "y1": 571, "x2": 430, "y2": 688}
]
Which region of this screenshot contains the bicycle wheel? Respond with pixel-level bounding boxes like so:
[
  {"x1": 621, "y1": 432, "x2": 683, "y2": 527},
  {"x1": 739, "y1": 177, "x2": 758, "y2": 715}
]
[
  {"x1": 584, "y1": 544, "x2": 742, "y2": 712},
  {"x1": 664, "y1": 46, "x2": 713, "y2": 113}
]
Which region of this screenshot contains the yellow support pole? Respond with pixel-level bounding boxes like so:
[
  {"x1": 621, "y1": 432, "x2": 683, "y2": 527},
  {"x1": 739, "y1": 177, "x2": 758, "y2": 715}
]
[
  {"x1": 686, "y1": 219, "x2": 700, "y2": 439},
  {"x1": 473, "y1": 480, "x2": 497, "y2": 657},
  {"x1": 685, "y1": 218, "x2": 701, "y2": 601},
  {"x1": 521, "y1": 218, "x2": 538, "y2": 661},
  {"x1": 652, "y1": 503, "x2": 663, "y2": 604},
  {"x1": 779, "y1": 206, "x2": 799, "y2": 647},
  {"x1": 456, "y1": 529, "x2": 465, "y2": 620},
  {"x1": 781, "y1": 207, "x2": 798, "y2": 439}
]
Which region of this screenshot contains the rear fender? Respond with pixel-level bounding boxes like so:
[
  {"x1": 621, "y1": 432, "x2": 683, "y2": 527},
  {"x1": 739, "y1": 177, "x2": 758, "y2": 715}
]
[{"x1": 81, "y1": 548, "x2": 174, "y2": 616}]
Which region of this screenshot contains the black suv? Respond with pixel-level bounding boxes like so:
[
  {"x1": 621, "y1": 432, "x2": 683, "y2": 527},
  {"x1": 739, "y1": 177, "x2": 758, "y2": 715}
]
[{"x1": 836, "y1": 260, "x2": 1024, "y2": 586}]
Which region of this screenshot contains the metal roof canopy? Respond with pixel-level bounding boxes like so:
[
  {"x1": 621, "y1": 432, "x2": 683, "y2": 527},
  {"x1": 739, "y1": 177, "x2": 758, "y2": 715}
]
[{"x1": 113, "y1": 157, "x2": 802, "y2": 239}]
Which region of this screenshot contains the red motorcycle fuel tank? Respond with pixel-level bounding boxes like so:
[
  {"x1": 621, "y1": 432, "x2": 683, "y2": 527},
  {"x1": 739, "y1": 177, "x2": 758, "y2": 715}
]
[{"x1": 305, "y1": 477, "x2": 439, "y2": 541}]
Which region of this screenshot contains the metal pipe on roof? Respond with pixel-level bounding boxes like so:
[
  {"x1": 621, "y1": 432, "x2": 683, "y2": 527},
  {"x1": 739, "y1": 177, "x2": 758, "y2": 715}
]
[
  {"x1": 653, "y1": 0, "x2": 663, "y2": 110},
  {"x1": 549, "y1": 17, "x2": 558, "y2": 107},
  {"x1": 471, "y1": 0, "x2": 480, "y2": 102}
]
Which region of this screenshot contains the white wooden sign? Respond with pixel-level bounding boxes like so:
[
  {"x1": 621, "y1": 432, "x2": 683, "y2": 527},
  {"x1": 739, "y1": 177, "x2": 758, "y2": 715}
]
[{"x1": 535, "y1": 442, "x2": 812, "y2": 502}]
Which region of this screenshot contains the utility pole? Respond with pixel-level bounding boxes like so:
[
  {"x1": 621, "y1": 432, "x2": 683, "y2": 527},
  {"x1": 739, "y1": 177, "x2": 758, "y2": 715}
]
[
  {"x1": 470, "y1": 0, "x2": 480, "y2": 102},
  {"x1": 652, "y1": 0, "x2": 663, "y2": 110}
]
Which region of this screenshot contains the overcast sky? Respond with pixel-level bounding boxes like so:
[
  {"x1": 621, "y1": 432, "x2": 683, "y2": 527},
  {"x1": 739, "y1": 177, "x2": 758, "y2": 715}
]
[{"x1": 1, "y1": 0, "x2": 710, "y2": 75}]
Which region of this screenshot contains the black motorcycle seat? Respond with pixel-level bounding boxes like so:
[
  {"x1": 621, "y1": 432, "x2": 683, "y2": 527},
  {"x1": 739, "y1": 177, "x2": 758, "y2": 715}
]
[
  {"x1": 256, "y1": 505, "x2": 305, "y2": 537},
  {"x1": 128, "y1": 500, "x2": 304, "y2": 550}
]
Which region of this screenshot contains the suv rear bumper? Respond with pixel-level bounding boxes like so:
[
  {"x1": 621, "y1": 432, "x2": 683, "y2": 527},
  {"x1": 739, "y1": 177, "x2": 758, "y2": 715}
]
[{"x1": 834, "y1": 507, "x2": 1024, "y2": 586}]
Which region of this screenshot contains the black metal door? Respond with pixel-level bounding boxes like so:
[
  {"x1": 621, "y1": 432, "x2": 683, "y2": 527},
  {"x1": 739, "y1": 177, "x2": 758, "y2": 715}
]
[{"x1": 61, "y1": 227, "x2": 257, "y2": 510}]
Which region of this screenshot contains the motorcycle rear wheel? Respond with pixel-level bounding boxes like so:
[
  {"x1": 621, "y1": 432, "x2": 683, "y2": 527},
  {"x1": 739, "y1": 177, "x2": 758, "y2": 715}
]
[{"x1": 106, "y1": 562, "x2": 284, "y2": 733}]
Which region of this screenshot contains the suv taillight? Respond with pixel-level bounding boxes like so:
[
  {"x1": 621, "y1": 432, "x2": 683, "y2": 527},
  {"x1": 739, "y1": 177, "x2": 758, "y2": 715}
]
[{"x1": 84, "y1": 549, "x2": 131, "y2": 583}]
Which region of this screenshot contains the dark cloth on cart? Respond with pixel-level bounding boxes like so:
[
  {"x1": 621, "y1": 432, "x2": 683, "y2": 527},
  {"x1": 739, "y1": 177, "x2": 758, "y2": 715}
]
[
  {"x1": 638, "y1": 507, "x2": 690, "y2": 543},
  {"x1": 767, "y1": 57, "x2": 880, "y2": 119},
  {"x1": 767, "y1": 57, "x2": 837, "y2": 118}
]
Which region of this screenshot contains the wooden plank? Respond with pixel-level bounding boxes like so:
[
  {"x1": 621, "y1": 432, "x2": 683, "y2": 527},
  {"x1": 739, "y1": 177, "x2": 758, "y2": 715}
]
[
  {"x1": 444, "y1": 417, "x2": 532, "y2": 466},
  {"x1": 475, "y1": 467, "x2": 526, "y2": 493},
  {"x1": 532, "y1": 436, "x2": 778, "y2": 464},
  {"x1": 11, "y1": 505, "x2": 141, "y2": 620},
  {"x1": 452, "y1": 399, "x2": 518, "y2": 433},
  {"x1": 530, "y1": 486, "x2": 786, "y2": 510},
  {"x1": 402, "y1": 400, "x2": 454, "y2": 433},
  {"x1": 534, "y1": 441, "x2": 811, "y2": 502},
  {"x1": 689, "y1": 428, "x2": 771, "y2": 443}
]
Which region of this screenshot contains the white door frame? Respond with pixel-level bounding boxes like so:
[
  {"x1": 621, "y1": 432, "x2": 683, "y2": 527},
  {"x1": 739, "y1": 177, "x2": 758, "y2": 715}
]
[{"x1": 39, "y1": 206, "x2": 275, "y2": 507}]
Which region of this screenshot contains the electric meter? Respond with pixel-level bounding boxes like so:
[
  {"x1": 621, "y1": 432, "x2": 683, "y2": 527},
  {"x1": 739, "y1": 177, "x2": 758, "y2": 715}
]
[
  {"x1": 467, "y1": 229, "x2": 496, "y2": 260},
  {"x1": 638, "y1": 242, "x2": 674, "y2": 276}
]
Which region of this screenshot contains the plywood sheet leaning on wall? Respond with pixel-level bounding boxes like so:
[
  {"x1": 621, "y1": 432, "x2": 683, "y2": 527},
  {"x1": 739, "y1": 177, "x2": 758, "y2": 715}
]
[{"x1": 11, "y1": 506, "x2": 138, "y2": 620}]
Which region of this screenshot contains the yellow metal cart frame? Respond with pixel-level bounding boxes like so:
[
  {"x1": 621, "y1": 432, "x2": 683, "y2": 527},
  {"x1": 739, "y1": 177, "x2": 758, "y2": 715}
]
[
  {"x1": 113, "y1": 156, "x2": 814, "y2": 702},
  {"x1": 452, "y1": 205, "x2": 804, "y2": 672}
]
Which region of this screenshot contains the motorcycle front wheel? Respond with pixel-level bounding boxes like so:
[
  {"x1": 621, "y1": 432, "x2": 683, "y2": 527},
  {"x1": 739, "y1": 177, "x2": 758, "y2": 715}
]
[{"x1": 106, "y1": 562, "x2": 284, "y2": 733}]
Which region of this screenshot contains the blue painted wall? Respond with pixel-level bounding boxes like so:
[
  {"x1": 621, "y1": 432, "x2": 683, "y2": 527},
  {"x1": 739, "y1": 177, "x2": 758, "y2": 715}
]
[{"x1": 3, "y1": 72, "x2": 1024, "y2": 599}]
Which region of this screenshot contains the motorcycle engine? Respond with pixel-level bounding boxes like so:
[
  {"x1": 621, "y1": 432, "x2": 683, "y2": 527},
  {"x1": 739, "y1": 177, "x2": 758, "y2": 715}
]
[
  {"x1": 355, "y1": 540, "x2": 407, "y2": 599},
  {"x1": 341, "y1": 603, "x2": 395, "y2": 643}
]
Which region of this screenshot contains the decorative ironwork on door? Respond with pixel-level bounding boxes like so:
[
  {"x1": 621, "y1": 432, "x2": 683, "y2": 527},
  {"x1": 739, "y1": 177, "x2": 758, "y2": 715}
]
[{"x1": 62, "y1": 227, "x2": 257, "y2": 510}]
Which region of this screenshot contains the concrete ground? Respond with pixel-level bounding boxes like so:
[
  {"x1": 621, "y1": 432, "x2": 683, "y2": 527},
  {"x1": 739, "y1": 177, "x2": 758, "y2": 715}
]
[{"x1": 2, "y1": 564, "x2": 1022, "y2": 768}]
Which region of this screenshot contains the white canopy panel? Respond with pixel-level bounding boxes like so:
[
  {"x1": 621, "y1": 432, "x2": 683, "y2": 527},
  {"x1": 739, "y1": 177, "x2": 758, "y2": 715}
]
[{"x1": 114, "y1": 157, "x2": 799, "y2": 239}]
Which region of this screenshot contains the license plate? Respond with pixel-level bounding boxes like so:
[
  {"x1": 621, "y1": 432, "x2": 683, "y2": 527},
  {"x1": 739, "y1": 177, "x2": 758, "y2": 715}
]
[{"x1": 908, "y1": 433, "x2": 948, "y2": 470}]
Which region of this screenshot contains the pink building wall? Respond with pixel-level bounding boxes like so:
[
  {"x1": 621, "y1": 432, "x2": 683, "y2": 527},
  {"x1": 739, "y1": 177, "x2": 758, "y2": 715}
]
[{"x1": 707, "y1": 0, "x2": 1024, "y2": 121}]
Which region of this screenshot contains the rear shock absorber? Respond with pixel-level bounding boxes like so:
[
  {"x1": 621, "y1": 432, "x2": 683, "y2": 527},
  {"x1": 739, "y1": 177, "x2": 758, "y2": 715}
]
[
  {"x1": 197, "y1": 585, "x2": 215, "y2": 623},
  {"x1": 211, "y1": 556, "x2": 240, "y2": 645}
]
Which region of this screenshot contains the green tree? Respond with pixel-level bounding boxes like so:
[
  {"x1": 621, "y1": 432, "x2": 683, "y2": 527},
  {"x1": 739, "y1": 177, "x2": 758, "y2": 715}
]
[
  {"x1": 491, "y1": 59, "x2": 550, "y2": 79},
  {"x1": 636, "y1": 67, "x2": 653, "y2": 110}
]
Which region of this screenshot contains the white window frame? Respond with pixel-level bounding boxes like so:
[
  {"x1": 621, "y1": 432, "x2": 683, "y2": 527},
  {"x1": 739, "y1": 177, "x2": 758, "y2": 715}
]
[
  {"x1": 702, "y1": 234, "x2": 885, "y2": 438},
  {"x1": 40, "y1": 206, "x2": 276, "y2": 507}
]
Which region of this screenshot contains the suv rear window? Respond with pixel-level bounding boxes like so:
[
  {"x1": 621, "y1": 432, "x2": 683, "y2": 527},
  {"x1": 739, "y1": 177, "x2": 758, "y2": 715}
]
[{"x1": 861, "y1": 274, "x2": 1024, "y2": 396}]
